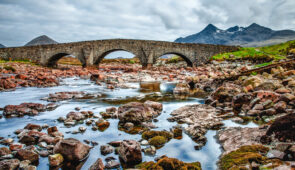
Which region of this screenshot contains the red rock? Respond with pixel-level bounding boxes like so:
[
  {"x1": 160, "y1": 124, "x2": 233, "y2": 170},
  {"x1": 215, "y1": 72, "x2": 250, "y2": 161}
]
[
  {"x1": 16, "y1": 149, "x2": 39, "y2": 162},
  {"x1": 9, "y1": 143, "x2": 24, "y2": 151},
  {"x1": 119, "y1": 140, "x2": 142, "y2": 165},
  {"x1": 53, "y1": 138, "x2": 90, "y2": 161},
  {"x1": 89, "y1": 158, "x2": 104, "y2": 170}
]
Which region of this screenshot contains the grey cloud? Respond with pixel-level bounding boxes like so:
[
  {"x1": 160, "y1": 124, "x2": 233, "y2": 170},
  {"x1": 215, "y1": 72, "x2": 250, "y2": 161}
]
[{"x1": 0, "y1": 0, "x2": 294, "y2": 47}]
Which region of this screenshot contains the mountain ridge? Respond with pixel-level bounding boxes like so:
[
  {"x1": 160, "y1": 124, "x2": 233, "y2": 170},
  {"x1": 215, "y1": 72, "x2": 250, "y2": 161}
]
[
  {"x1": 25, "y1": 35, "x2": 58, "y2": 46},
  {"x1": 0, "y1": 44, "x2": 5, "y2": 48},
  {"x1": 175, "y1": 23, "x2": 295, "y2": 47}
]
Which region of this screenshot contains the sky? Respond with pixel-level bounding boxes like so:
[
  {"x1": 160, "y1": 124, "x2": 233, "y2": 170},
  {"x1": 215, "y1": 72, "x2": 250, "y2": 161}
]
[{"x1": 0, "y1": 0, "x2": 295, "y2": 47}]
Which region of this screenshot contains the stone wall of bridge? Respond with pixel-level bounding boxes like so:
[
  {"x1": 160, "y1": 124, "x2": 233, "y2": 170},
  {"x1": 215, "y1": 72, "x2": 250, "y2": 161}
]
[{"x1": 0, "y1": 39, "x2": 239, "y2": 68}]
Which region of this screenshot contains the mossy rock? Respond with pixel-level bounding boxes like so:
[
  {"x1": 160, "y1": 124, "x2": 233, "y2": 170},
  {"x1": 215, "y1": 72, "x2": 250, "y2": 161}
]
[
  {"x1": 148, "y1": 136, "x2": 167, "y2": 147},
  {"x1": 136, "y1": 157, "x2": 201, "y2": 170},
  {"x1": 220, "y1": 145, "x2": 269, "y2": 170},
  {"x1": 142, "y1": 130, "x2": 173, "y2": 141},
  {"x1": 4, "y1": 66, "x2": 16, "y2": 72},
  {"x1": 172, "y1": 127, "x2": 183, "y2": 139}
]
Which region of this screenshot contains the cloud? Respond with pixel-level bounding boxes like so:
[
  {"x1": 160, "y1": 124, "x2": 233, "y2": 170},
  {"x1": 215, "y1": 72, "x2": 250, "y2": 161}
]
[{"x1": 0, "y1": 0, "x2": 294, "y2": 46}]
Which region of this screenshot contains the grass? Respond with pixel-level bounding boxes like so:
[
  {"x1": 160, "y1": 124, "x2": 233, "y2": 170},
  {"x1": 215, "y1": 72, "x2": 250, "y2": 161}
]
[
  {"x1": 254, "y1": 62, "x2": 272, "y2": 68},
  {"x1": 0, "y1": 59, "x2": 34, "y2": 64},
  {"x1": 212, "y1": 40, "x2": 295, "y2": 61}
]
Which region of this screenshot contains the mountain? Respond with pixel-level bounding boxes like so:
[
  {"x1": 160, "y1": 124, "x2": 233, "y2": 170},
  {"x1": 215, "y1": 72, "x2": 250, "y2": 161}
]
[
  {"x1": 0, "y1": 44, "x2": 5, "y2": 48},
  {"x1": 175, "y1": 23, "x2": 295, "y2": 47},
  {"x1": 25, "y1": 35, "x2": 58, "y2": 46}
]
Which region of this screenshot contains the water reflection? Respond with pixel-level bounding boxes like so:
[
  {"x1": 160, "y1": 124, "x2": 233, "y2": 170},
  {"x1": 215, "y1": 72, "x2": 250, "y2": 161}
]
[{"x1": 0, "y1": 78, "x2": 257, "y2": 170}]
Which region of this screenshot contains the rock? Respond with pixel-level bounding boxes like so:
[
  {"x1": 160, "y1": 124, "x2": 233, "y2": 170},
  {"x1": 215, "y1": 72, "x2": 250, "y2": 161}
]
[
  {"x1": 266, "y1": 150, "x2": 285, "y2": 160},
  {"x1": 24, "y1": 123, "x2": 42, "y2": 131},
  {"x1": 266, "y1": 113, "x2": 295, "y2": 142},
  {"x1": 48, "y1": 154, "x2": 64, "y2": 167},
  {"x1": 118, "y1": 101, "x2": 162, "y2": 124},
  {"x1": 211, "y1": 83, "x2": 241, "y2": 102},
  {"x1": 53, "y1": 138, "x2": 90, "y2": 161},
  {"x1": 105, "y1": 160, "x2": 120, "y2": 169},
  {"x1": 89, "y1": 158, "x2": 104, "y2": 170},
  {"x1": 0, "y1": 159, "x2": 20, "y2": 170},
  {"x1": 107, "y1": 141, "x2": 120, "y2": 147},
  {"x1": 100, "y1": 145, "x2": 114, "y2": 155},
  {"x1": 232, "y1": 93, "x2": 252, "y2": 112},
  {"x1": 144, "y1": 146, "x2": 156, "y2": 156},
  {"x1": 9, "y1": 143, "x2": 23, "y2": 151},
  {"x1": 66, "y1": 111, "x2": 86, "y2": 121},
  {"x1": 19, "y1": 160, "x2": 31, "y2": 169},
  {"x1": 168, "y1": 104, "x2": 222, "y2": 147},
  {"x1": 3, "y1": 103, "x2": 46, "y2": 117},
  {"x1": 79, "y1": 126, "x2": 87, "y2": 132},
  {"x1": 16, "y1": 149, "x2": 39, "y2": 163},
  {"x1": 123, "y1": 122, "x2": 134, "y2": 130},
  {"x1": 171, "y1": 126, "x2": 183, "y2": 139},
  {"x1": 143, "y1": 100, "x2": 163, "y2": 115},
  {"x1": 218, "y1": 127, "x2": 267, "y2": 155},
  {"x1": 106, "y1": 107, "x2": 116, "y2": 114},
  {"x1": 274, "y1": 101, "x2": 287, "y2": 113},
  {"x1": 173, "y1": 83, "x2": 190, "y2": 94},
  {"x1": 95, "y1": 120, "x2": 110, "y2": 131},
  {"x1": 243, "y1": 76, "x2": 263, "y2": 88},
  {"x1": 0, "y1": 147, "x2": 11, "y2": 157},
  {"x1": 119, "y1": 140, "x2": 142, "y2": 165}
]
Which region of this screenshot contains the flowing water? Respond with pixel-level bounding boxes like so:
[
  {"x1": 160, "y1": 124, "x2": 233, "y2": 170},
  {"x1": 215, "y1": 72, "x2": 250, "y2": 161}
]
[{"x1": 0, "y1": 78, "x2": 257, "y2": 170}]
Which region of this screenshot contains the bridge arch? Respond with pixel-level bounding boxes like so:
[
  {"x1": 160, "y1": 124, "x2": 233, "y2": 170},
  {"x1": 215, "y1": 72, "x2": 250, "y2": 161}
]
[
  {"x1": 94, "y1": 49, "x2": 142, "y2": 66},
  {"x1": 47, "y1": 52, "x2": 86, "y2": 67},
  {"x1": 155, "y1": 52, "x2": 193, "y2": 67}
]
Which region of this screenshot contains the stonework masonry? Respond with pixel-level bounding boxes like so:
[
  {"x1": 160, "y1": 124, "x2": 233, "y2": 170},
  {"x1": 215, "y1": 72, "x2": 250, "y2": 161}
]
[{"x1": 0, "y1": 39, "x2": 239, "y2": 67}]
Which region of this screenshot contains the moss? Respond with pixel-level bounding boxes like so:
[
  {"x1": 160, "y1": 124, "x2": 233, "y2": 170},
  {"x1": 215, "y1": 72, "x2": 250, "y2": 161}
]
[
  {"x1": 136, "y1": 157, "x2": 201, "y2": 170},
  {"x1": 220, "y1": 145, "x2": 269, "y2": 170},
  {"x1": 142, "y1": 130, "x2": 173, "y2": 141},
  {"x1": 148, "y1": 136, "x2": 167, "y2": 148},
  {"x1": 4, "y1": 66, "x2": 16, "y2": 72},
  {"x1": 172, "y1": 127, "x2": 183, "y2": 139}
]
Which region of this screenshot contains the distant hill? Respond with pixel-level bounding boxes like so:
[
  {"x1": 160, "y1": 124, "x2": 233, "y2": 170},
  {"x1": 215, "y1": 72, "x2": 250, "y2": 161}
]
[
  {"x1": 175, "y1": 23, "x2": 295, "y2": 47},
  {"x1": 0, "y1": 44, "x2": 5, "y2": 48},
  {"x1": 25, "y1": 35, "x2": 58, "y2": 46}
]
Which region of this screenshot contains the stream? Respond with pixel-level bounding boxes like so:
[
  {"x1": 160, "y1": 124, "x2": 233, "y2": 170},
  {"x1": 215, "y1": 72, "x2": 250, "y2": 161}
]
[{"x1": 0, "y1": 77, "x2": 258, "y2": 170}]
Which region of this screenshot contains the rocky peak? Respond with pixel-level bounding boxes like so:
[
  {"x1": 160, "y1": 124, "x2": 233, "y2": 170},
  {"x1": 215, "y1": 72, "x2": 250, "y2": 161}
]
[{"x1": 25, "y1": 35, "x2": 58, "y2": 46}]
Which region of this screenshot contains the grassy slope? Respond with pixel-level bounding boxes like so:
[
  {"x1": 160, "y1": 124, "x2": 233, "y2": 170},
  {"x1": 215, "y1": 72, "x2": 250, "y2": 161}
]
[{"x1": 212, "y1": 40, "x2": 295, "y2": 61}]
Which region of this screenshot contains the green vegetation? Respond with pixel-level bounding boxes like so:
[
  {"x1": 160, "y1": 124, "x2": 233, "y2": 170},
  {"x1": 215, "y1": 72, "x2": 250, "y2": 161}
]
[
  {"x1": 220, "y1": 145, "x2": 269, "y2": 170},
  {"x1": 254, "y1": 62, "x2": 272, "y2": 68},
  {"x1": 129, "y1": 59, "x2": 136, "y2": 64},
  {"x1": 148, "y1": 136, "x2": 167, "y2": 147},
  {"x1": 136, "y1": 157, "x2": 201, "y2": 170},
  {"x1": 3, "y1": 66, "x2": 16, "y2": 72},
  {"x1": 166, "y1": 55, "x2": 184, "y2": 64},
  {"x1": 142, "y1": 130, "x2": 173, "y2": 141},
  {"x1": 212, "y1": 40, "x2": 295, "y2": 61},
  {"x1": 0, "y1": 59, "x2": 33, "y2": 63}
]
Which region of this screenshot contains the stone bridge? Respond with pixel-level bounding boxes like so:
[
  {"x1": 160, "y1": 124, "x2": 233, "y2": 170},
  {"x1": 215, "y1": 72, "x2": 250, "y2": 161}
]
[{"x1": 0, "y1": 39, "x2": 239, "y2": 68}]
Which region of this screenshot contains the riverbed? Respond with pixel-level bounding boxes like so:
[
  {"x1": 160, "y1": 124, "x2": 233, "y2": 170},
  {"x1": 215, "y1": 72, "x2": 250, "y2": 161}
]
[{"x1": 0, "y1": 77, "x2": 257, "y2": 170}]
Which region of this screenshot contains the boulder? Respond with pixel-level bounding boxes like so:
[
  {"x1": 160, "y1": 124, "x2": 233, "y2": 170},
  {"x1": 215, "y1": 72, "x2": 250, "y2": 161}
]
[
  {"x1": 53, "y1": 138, "x2": 90, "y2": 161},
  {"x1": 118, "y1": 140, "x2": 142, "y2": 165},
  {"x1": 266, "y1": 113, "x2": 295, "y2": 142},
  {"x1": 89, "y1": 158, "x2": 104, "y2": 170},
  {"x1": 100, "y1": 145, "x2": 114, "y2": 155},
  {"x1": 16, "y1": 149, "x2": 39, "y2": 163},
  {"x1": 0, "y1": 159, "x2": 20, "y2": 170},
  {"x1": 48, "y1": 154, "x2": 64, "y2": 167},
  {"x1": 118, "y1": 101, "x2": 162, "y2": 123}
]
